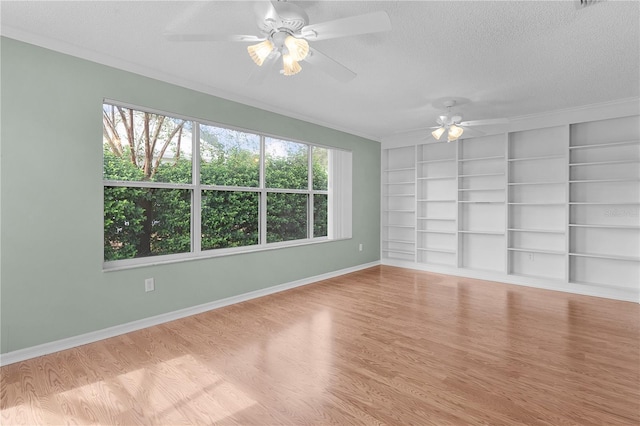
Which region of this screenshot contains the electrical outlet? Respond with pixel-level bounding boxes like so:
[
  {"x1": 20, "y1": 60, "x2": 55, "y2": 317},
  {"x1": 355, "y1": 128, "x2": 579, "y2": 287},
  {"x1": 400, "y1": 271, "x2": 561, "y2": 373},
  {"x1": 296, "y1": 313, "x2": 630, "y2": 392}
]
[
  {"x1": 145, "y1": 278, "x2": 155, "y2": 292},
  {"x1": 359, "y1": 243, "x2": 363, "y2": 252}
]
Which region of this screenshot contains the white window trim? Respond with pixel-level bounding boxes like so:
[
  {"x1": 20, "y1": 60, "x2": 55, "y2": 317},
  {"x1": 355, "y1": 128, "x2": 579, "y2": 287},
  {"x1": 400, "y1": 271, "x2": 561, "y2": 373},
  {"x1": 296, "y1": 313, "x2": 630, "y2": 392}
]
[{"x1": 102, "y1": 100, "x2": 351, "y2": 271}]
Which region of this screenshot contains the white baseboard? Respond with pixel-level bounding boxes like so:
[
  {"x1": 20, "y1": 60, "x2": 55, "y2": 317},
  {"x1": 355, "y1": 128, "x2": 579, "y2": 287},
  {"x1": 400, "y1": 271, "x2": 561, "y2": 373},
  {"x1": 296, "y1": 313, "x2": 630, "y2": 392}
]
[
  {"x1": 381, "y1": 259, "x2": 640, "y2": 304},
  {"x1": 0, "y1": 261, "x2": 380, "y2": 366}
]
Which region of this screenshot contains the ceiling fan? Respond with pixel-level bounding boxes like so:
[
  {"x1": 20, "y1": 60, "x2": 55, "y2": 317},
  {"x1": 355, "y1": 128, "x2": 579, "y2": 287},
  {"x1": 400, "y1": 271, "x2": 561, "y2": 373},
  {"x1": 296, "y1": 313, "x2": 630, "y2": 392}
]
[
  {"x1": 165, "y1": 1, "x2": 392, "y2": 83},
  {"x1": 428, "y1": 99, "x2": 508, "y2": 142}
]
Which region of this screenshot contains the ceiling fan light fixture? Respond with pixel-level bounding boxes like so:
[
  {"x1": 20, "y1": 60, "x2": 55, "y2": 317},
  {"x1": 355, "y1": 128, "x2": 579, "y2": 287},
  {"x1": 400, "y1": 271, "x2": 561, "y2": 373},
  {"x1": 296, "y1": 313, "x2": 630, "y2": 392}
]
[
  {"x1": 247, "y1": 39, "x2": 274, "y2": 66},
  {"x1": 282, "y1": 53, "x2": 302, "y2": 76},
  {"x1": 284, "y1": 35, "x2": 309, "y2": 61},
  {"x1": 432, "y1": 127, "x2": 446, "y2": 140},
  {"x1": 448, "y1": 124, "x2": 464, "y2": 140}
]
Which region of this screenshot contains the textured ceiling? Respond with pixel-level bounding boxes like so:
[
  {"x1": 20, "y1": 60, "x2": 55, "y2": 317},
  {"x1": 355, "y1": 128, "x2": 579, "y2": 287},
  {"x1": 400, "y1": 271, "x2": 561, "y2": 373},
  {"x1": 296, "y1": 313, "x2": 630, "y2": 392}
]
[{"x1": 2, "y1": 1, "x2": 639, "y2": 142}]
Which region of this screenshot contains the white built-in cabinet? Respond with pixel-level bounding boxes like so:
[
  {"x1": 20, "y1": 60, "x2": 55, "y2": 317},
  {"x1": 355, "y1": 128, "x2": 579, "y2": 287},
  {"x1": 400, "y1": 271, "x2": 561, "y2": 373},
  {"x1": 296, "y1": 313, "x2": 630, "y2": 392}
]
[{"x1": 381, "y1": 114, "x2": 639, "y2": 301}]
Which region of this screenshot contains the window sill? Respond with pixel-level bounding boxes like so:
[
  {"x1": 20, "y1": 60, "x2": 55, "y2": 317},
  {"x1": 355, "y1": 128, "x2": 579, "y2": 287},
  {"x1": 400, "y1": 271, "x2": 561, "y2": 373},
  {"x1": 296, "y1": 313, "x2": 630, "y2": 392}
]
[{"x1": 102, "y1": 237, "x2": 349, "y2": 272}]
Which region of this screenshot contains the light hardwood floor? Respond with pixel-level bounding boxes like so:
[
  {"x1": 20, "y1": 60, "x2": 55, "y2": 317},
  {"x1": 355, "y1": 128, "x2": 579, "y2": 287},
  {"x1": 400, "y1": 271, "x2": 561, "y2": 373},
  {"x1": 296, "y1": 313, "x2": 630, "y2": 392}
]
[{"x1": 1, "y1": 265, "x2": 639, "y2": 425}]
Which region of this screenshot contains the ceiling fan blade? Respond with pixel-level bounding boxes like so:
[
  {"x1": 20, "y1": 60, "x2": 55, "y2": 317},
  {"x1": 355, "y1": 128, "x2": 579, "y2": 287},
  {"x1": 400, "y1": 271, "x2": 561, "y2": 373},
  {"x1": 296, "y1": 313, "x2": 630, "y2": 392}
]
[
  {"x1": 459, "y1": 118, "x2": 509, "y2": 127},
  {"x1": 301, "y1": 11, "x2": 391, "y2": 41},
  {"x1": 392, "y1": 125, "x2": 438, "y2": 134},
  {"x1": 247, "y1": 51, "x2": 281, "y2": 86},
  {"x1": 164, "y1": 33, "x2": 264, "y2": 43},
  {"x1": 304, "y1": 47, "x2": 356, "y2": 82}
]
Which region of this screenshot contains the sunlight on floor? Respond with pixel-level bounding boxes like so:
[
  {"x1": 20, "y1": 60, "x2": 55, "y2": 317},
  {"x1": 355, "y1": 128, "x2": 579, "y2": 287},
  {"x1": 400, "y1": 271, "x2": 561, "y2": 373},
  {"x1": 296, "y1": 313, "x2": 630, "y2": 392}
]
[{"x1": 1, "y1": 354, "x2": 258, "y2": 424}]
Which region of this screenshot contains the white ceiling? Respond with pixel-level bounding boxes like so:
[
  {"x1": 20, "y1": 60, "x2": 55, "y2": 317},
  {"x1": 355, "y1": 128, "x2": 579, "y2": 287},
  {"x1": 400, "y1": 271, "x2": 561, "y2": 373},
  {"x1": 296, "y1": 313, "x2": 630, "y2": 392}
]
[{"x1": 2, "y1": 1, "x2": 639, "y2": 142}]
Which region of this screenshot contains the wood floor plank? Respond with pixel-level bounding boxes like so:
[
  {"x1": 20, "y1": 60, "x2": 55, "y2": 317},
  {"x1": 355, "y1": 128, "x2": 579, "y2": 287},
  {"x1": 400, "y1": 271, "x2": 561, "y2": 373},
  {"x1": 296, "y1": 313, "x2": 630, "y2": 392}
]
[{"x1": 1, "y1": 266, "x2": 638, "y2": 425}]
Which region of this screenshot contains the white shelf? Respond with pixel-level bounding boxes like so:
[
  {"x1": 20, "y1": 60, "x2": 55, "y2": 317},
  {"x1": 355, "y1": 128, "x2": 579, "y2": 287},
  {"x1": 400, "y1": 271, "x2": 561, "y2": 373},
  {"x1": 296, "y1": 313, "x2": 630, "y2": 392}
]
[
  {"x1": 383, "y1": 239, "x2": 415, "y2": 244},
  {"x1": 418, "y1": 158, "x2": 456, "y2": 164},
  {"x1": 417, "y1": 217, "x2": 456, "y2": 221},
  {"x1": 569, "y1": 223, "x2": 640, "y2": 230},
  {"x1": 386, "y1": 194, "x2": 415, "y2": 197},
  {"x1": 384, "y1": 209, "x2": 415, "y2": 213},
  {"x1": 459, "y1": 201, "x2": 505, "y2": 204},
  {"x1": 458, "y1": 155, "x2": 505, "y2": 162},
  {"x1": 384, "y1": 167, "x2": 415, "y2": 172},
  {"x1": 508, "y1": 154, "x2": 564, "y2": 162},
  {"x1": 508, "y1": 247, "x2": 565, "y2": 255},
  {"x1": 383, "y1": 181, "x2": 415, "y2": 185},
  {"x1": 417, "y1": 247, "x2": 456, "y2": 254},
  {"x1": 508, "y1": 181, "x2": 565, "y2": 186},
  {"x1": 569, "y1": 139, "x2": 639, "y2": 150},
  {"x1": 459, "y1": 230, "x2": 505, "y2": 235},
  {"x1": 569, "y1": 178, "x2": 640, "y2": 183},
  {"x1": 458, "y1": 188, "x2": 504, "y2": 192},
  {"x1": 418, "y1": 199, "x2": 457, "y2": 202},
  {"x1": 508, "y1": 228, "x2": 566, "y2": 234},
  {"x1": 508, "y1": 202, "x2": 565, "y2": 206},
  {"x1": 418, "y1": 176, "x2": 456, "y2": 181},
  {"x1": 569, "y1": 159, "x2": 640, "y2": 167},
  {"x1": 383, "y1": 224, "x2": 415, "y2": 228},
  {"x1": 569, "y1": 202, "x2": 640, "y2": 205},
  {"x1": 569, "y1": 252, "x2": 640, "y2": 262},
  {"x1": 418, "y1": 229, "x2": 456, "y2": 234},
  {"x1": 382, "y1": 249, "x2": 415, "y2": 255},
  {"x1": 459, "y1": 172, "x2": 505, "y2": 178}
]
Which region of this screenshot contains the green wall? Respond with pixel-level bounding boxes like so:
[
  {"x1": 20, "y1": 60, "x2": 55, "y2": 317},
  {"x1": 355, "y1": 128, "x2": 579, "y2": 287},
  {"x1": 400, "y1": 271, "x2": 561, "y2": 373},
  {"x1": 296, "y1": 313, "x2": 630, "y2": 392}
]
[{"x1": 0, "y1": 37, "x2": 381, "y2": 354}]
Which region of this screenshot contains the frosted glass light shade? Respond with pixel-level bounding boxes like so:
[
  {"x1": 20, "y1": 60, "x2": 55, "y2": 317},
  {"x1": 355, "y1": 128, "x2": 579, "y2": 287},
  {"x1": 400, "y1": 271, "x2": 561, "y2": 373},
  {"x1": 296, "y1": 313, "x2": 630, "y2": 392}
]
[
  {"x1": 432, "y1": 127, "x2": 446, "y2": 140},
  {"x1": 448, "y1": 124, "x2": 464, "y2": 140},
  {"x1": 247, "y1": 40, "x2": 274, "y2": 66},
  {"x1": 282, "y1": 54, "x2": 302, "y2": 76},
  {"x1": 284, "y1": 36, "x2": 309, "y2": 61}
]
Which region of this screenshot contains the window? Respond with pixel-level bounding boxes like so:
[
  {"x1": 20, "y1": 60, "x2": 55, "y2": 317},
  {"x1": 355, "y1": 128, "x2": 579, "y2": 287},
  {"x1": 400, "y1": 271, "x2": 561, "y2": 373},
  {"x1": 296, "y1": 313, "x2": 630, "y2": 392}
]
[{"x1": 102, "y1": 101, "x2": 351, "y2": 268}]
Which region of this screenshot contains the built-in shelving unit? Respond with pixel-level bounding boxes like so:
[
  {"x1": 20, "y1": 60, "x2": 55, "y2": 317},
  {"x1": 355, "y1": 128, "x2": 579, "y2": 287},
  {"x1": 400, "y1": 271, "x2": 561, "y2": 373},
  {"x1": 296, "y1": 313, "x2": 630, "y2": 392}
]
[
  {"x1": 457, "y1": 134, "x2": 506, "y2": 273},
  {"x1": 568, "y1": 115, "x2": 640, "y2": 292},
  {"x1": 382, "y1": 146, "x2": 416, "y2": 262},
  {"x1": 381, "y1": 110, "x2": 639, "y2": 302},
  {"x1": 416, "y1": 142, "x2": 458, "y2": 266},
  {"x1": 507, "y1": 126, "x2": 568, "y2": 281}
]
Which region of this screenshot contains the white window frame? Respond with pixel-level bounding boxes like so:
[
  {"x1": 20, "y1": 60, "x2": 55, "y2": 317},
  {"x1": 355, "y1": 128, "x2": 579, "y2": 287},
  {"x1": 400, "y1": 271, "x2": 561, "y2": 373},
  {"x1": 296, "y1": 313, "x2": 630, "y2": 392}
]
[{"x1": 102, "y1": 100, "x2": 351, "y2": 271}]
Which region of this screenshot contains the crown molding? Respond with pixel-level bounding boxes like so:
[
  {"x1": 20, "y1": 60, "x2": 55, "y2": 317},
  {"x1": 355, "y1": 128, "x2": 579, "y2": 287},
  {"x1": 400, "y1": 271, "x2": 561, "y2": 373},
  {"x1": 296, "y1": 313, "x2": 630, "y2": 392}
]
[{"x1": 507, "y1": 97, "x2": 640, "y2": 132}]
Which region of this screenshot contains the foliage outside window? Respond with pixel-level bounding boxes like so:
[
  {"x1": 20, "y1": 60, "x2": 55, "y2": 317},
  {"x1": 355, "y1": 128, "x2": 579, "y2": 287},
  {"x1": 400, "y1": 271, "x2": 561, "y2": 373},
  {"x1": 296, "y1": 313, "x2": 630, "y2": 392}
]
[{"x1": 102, "y1": 102, "x2": 346, "y2": 268}]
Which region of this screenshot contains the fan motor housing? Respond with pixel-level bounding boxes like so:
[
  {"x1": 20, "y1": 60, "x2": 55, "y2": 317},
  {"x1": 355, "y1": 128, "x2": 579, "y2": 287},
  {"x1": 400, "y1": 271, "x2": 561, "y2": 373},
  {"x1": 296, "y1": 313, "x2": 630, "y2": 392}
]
[{"x1": 260, "y1": 2, "x2": 309, "y2": 34}]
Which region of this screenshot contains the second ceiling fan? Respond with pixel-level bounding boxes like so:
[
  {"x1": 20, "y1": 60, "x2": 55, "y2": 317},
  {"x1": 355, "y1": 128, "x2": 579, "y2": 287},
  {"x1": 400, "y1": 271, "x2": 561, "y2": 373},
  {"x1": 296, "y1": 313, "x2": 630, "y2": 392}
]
[
  {"x1": 166, "y1": 1, "x2": 392, "y2": 83},
  {"x1": 429, "y1": 99, "x2": 509, "y2": 142}
]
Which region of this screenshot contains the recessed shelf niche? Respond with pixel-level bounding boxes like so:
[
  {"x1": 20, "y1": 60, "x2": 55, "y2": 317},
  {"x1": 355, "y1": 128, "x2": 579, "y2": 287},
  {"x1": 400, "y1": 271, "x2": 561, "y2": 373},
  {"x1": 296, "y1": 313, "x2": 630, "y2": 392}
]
[
  {"x1": 416, "y1": 142, "x2": 457, "y2": 266},
  {"x1": 569, "y1": 115, "x2": 640, "y2": 291},
  {"x1": 506, "y1": 125, "x2": 567, "y2": 281},
  {"x1": 458, "y1": 134, "x2": 506, "y2": 273},
  {"x1": 382, "y1": 145, "x2": 416, "y2": 262}
]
